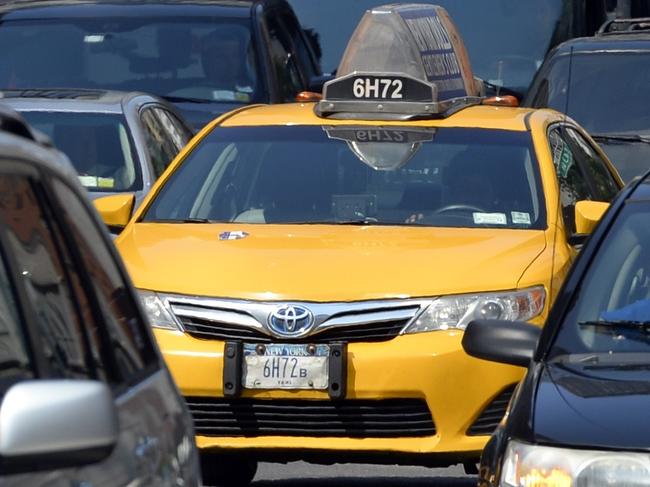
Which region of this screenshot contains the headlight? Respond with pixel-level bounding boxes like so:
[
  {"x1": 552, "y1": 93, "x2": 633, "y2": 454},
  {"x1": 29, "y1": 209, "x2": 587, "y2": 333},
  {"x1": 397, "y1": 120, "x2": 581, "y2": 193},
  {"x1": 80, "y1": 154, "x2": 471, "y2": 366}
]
[
  {"x1": 138, "y1": 289, "x2": 180, "y2": 330},
  {"x1": 404, "y1": 287, "x2": 545, "y2": 334},
  {"x1": 501, "y1": 440, "x2": 650, "y2": 486}
]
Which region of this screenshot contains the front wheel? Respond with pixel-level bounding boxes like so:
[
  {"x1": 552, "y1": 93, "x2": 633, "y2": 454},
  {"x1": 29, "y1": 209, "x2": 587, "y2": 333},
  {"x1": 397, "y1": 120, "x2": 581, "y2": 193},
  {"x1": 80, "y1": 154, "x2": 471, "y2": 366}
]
[{"x1": 200, "y1": 452, "x2": 258, "y2": 487}]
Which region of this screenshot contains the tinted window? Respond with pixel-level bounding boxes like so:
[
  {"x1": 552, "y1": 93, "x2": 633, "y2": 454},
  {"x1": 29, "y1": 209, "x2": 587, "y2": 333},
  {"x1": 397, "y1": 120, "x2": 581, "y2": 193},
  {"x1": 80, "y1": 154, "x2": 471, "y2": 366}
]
[
  {"x1": 144, "y1": 126, "x2": 545, "y2": 230},
  {"x1": 549, "y1": 128, "x2": 592, "y2": 234},
  {"x1": 141, "y1": 107, "x2": 180, "y2": 178},
  {"x1": 0, "y1": 17, "x2": 262, "y2": 103},
  {"x1": 20, "y1": 111, "x2": 141, "y2": 192},
  {"x1": 0, "y1": 245, "x2": 32, "y2": 393},
  {"x1": 550, "y1": 202, "x2": 650, "y2": 362},
  {"x1": 155, "y1": 108, "x2": 192, "y2": 150},
  {"x1": 289, "y1": 0, "x2": 563, "y2": 93},
  {"x1": 564, "y1": 127, "x2": 619, "y2": 201},
  {"x1": 52, "y1": 179, "x2": 157, "y2": 381},
  {"x1": 531, "y1": 52, "x2": 650, "y2": 134},
  {"x1": 265, "y1": 16, "x2": 303, "y2": 100},
  {"x1": 0, "y1": 175, "x2": 91, "y2": 379}
]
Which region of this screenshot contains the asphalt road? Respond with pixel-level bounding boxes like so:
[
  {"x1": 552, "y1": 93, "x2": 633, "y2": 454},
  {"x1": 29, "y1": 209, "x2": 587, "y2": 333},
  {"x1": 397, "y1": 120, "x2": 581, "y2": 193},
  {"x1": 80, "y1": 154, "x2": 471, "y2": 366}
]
[{"x1": 252, "y1": 462, "x2": 476, "y2": 486}]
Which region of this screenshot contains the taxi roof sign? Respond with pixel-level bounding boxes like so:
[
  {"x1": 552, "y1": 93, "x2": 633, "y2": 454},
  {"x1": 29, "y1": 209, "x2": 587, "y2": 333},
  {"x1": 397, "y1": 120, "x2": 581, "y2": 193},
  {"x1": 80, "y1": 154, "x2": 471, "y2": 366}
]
[{"x1": 317, "y1": 4, "x2": 482, "y2": 119}]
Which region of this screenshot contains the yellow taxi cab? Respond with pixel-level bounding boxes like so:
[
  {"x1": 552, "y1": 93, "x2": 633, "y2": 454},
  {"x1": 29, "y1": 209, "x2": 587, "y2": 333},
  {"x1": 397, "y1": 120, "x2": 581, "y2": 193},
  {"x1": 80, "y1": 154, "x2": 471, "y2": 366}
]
[{"x1": 95, "y1": 4, "x2": 623, "y2": 485}]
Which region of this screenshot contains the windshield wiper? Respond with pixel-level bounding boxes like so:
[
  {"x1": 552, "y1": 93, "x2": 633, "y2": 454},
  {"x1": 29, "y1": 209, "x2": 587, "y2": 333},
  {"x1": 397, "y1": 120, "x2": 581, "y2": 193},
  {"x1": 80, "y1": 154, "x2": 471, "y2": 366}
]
[
  {"x1": 160, "y1": 95, "x2": 215, "y2": 104},
  {"x1": 591, "y1": 134, "x2": 650, "y2": 144},
  {"x1": 299, "y1": 218, "x2": 413, "y2": 226},
  {"x1": 579, "y1": 320, "x2": 650, "y2": 331},
  {"x1": 147, "y1": 218, "x2": 215, "y2": 223}
]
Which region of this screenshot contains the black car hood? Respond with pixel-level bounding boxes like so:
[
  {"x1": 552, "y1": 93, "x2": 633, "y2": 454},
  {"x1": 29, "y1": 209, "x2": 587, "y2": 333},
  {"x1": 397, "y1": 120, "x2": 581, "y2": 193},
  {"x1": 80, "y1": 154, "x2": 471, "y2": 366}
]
[{"x1": 533, "y1": 363, "x2": 650, "y2": 451}]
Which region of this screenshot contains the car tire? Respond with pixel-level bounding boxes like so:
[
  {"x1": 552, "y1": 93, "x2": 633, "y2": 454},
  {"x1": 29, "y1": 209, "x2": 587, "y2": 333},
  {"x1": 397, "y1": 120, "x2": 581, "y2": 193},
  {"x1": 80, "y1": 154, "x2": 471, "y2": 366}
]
[{"x1": 200, "y1": 453, "x2": 258, "y2": 487}]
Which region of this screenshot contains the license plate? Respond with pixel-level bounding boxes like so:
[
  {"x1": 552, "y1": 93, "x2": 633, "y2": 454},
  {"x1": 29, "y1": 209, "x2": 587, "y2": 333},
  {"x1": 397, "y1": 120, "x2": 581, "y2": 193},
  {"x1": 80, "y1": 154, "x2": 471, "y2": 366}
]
[{"x1": 242, "y1": 343, "x2": 329, "y2": 390}]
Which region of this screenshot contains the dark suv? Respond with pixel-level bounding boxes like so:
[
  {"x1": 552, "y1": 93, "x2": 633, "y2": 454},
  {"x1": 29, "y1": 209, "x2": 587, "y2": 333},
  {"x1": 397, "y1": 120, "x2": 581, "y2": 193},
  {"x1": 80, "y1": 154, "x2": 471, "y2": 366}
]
[
  {"x1": 525, "y1": 18, "x2": 650, "y2": 181},
  {"x1": 0, "y1": 0, "x2": 322, "y2": 129}
]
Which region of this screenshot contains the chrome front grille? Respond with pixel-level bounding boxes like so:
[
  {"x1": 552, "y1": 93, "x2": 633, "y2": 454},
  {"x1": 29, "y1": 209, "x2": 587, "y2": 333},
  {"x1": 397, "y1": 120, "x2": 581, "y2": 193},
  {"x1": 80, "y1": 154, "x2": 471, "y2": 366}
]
[{"x1": 162, "y1": 294, "x2": 429, "y2": 343}]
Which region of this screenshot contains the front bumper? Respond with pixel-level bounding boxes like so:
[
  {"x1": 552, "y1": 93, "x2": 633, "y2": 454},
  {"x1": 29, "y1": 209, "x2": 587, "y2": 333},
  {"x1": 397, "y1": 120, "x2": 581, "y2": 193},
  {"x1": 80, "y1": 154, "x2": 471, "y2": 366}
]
[{"x1": 155, "y1": 328, "x2": 523, "y2": 463}]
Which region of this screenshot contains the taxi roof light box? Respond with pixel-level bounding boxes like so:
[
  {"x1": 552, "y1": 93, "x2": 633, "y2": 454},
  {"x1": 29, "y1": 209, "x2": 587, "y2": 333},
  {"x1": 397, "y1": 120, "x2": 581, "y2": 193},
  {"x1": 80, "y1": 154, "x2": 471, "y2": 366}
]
[{"x1": 318, "y1": 3, "x2": 482, "y2": 119}]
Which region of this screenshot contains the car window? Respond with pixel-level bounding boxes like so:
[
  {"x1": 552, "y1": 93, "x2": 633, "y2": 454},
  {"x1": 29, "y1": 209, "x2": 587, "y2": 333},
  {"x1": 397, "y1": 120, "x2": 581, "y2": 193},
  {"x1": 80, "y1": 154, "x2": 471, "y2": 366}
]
[
  {"x1": 265, "y1": 15, "x2": 304, "y2": 101},
  {"x1": 51, "y1": 178, "x2": 158, "y2": 383},
  {"x1": 564, "y1": 127, "x2": 620, "y2": 201},
  {"x1": 0, "y1": 174, "x2": 92, "y2": 379},
  {"x1": 144, "y1": 126, "x2": 546, "y2": 230},
  {"x1": 20, "y1": 111, "x2": 142, "y2": 192},
  {"x1": 279, "y1": 9, "x2": 318, "y2": 78},
  {"x1": 549, "y1": 127, "x2": 592, "y2": 234},
  {"x1": 154, "y1": 107, "x2": 191, "y2": 151},
  {"x1": 550, "y1": 203, "x2": 650, "y2": 362},
  {"x1": 0, "y1": 17, "x2": 263, "y2": 103},
  {"x1": 141, "y1": 107, "x2": 181, "y2": 178},
  {"x1": 0, "y1": 242, "x2": 33, "y2": 394}
]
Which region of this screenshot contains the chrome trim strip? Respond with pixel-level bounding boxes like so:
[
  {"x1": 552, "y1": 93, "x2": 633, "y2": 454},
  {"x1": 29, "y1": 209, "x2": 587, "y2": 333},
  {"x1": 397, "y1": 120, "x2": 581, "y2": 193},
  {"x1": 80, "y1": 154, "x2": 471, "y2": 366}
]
[{"x1": 161, "y1": 293, "x2": 433, "y2": 339}]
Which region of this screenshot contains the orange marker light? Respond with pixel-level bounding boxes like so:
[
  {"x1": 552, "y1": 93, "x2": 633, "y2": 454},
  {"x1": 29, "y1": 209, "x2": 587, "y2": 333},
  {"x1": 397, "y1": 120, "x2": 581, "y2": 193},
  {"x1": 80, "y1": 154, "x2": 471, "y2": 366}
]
[
  {"x1": 482, "y1": 95, "x2": 519, "y2": 107},
  {"x1": 296, "y1": 91, "x2": 323, "y2": 102}
]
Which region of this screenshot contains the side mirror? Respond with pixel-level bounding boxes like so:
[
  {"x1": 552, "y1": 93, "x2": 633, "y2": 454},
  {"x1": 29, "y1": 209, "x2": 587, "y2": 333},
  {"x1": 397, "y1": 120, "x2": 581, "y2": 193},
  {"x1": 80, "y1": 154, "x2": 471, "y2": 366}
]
[
  {"x1": 94, "y1": 193, "x2": 135, "y2": 232},
  {"x1": 462, "y1": 319, "x2": 541, "y2": 368},
  {"x1": 0, "y1": 380, "x2": 118, "y2": 474},
  {"x1": 575, "y1": 200, "x2": 609, "y2": 235}
]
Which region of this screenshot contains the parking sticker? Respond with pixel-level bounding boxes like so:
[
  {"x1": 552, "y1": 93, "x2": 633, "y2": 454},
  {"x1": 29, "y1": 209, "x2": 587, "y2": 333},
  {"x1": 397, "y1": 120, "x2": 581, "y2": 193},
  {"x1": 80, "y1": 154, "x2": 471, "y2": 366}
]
[
  {"x1": 511, "y1": 211, "x2": 531, "y2": 225},
  {"x1": 473, "y1": 212, "x2": 507, "y2": 225}
]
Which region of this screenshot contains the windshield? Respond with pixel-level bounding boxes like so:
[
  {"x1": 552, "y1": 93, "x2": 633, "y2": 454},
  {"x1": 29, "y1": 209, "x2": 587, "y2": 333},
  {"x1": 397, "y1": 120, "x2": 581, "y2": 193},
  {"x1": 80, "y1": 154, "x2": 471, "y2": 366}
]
[
  {"x1": 533, "y1": 52, "x2": 650, "y2": 134},
  {"x1": 289, "y1": 0, "x2": 563, "y2": 94},
  {"x1": 143, "y1": 126, "x2": 545, "y2": 229},
  {"x1": 550, "y1": 202, "x2": 650, "y2": 365},
  {"x1": 20, "y1": 111, "x2": 141, "y2": 192},
  {"x1": 0, "y1": 18, "x2": 261, "y2": 104}
]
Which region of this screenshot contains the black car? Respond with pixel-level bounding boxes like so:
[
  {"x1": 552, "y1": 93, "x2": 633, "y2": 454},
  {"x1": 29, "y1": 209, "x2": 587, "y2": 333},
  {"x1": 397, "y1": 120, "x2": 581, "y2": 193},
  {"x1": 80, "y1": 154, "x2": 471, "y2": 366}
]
[
  {"x1": 289, "y1": 0, "x2": 609, "y2": 97},
  {"x1": 0, "y1": 0, "x2": 322, "y2": 129},
  {"x1": 462, "y1": 172, "x2": 650, "y2": 486},
  {"x1": 525, "y1": 18, "x2": 650, "y2": 182}
]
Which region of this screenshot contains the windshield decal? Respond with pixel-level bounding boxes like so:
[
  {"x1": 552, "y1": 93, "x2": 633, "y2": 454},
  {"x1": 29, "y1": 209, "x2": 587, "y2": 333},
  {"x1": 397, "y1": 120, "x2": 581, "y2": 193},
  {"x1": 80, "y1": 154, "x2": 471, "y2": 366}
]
[
  {"x1": 219, "y1": 231, "x2": 249, "y2": 241},
  {"x1": 473, "y1": 212, "x2": 507, "y2": 225},
  {"x1": 511, "y1": 211, "x2": 531, "y2": 225}
]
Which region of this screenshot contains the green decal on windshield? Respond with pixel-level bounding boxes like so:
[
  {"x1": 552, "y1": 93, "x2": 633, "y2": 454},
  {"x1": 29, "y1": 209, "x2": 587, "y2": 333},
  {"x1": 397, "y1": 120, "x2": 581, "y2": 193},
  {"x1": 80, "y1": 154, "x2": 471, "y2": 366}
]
[{"x1": 555, "y1": 144, "x2": 573, "y2": 178}]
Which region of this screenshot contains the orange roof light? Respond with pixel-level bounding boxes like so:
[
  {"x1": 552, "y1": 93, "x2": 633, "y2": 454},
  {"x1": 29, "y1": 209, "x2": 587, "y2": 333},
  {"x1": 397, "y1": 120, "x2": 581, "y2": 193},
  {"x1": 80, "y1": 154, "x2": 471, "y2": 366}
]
[
  {"x1": 482, "y1": 95, "x2": 519, "y2": 107},
  {"x1": 296, "y1": 91, "x2": 323, "y2": 102}
]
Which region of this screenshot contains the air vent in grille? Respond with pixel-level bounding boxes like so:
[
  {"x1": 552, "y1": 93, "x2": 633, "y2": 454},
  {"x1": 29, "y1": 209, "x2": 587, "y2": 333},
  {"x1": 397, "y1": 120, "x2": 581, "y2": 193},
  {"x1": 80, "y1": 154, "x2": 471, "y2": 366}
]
[
  {"x1": 181, "y1": 317, "x2": 408, "y2": 343},
  {"x1": 186, "y1": 397, "x2": 436, "y2": 438},
  {"x1": 466, "y1": 384, "x2": 516, "y2": 436}
]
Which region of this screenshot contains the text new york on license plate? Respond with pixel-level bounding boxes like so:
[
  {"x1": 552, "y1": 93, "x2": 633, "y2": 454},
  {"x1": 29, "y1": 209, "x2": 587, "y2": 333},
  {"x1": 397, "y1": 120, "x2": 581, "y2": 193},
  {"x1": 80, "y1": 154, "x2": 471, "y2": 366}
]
[{"x1": 243, "y1": 343, "x2": 329, "y2": 390}]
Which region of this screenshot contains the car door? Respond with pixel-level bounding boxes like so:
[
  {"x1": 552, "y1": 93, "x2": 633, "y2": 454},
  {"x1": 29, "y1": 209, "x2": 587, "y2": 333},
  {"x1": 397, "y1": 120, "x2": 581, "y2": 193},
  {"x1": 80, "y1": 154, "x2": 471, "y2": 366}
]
[
  {"x1": 0, "y1": 168, "x2": 70, "y2": 487},
  {"x1": 47, "y1": 175, "x2": 198, "y2": 486},
  {"x1": 0, "y1": 165, "x2": 103, "y2": 487}
]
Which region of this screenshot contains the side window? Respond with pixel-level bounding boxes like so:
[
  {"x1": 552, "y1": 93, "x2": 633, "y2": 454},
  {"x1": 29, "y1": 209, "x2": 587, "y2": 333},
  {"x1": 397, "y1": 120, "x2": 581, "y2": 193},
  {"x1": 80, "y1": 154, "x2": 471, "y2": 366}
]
[
  {"x1": 265, "y1": 15, "x2": 304, "y2": 101},
  {"x1": 0, "y1": 247, "x2": 33, "y2": 394},
  {"x1": 0, "y1": 174, "x2": 92, "y2": 380},
  {"x1": 549, "y1": 128, "x2": 592, "y2": 234},
  {"x1": 281, "y1": 10, "x2": 319, "y2": 78},
  {"x1": 51, "y1": 178, "x2": 157, "y2": 384},
  {"x1": 154, "y1": 107, "x2": 192, "y2": 151},
  {"x1": 141, "y1": 107, "x2": 180, "y2": 178},
  {"x1": 565, "y1": 127, "x2": 620, "y2": 201}
]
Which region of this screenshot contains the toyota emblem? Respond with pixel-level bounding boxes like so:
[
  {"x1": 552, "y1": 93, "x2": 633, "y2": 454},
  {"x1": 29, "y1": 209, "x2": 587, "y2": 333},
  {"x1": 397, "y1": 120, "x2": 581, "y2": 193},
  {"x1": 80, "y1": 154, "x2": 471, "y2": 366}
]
[{"x1": 268, "y1": 305, "x2": 314, "y2": 337}]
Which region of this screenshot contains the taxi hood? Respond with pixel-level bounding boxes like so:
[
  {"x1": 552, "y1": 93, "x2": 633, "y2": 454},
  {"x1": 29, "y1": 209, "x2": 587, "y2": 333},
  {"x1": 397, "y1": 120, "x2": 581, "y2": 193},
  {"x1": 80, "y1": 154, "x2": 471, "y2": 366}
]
[{"x1": 118, "y1": 224, "x2": 547, "y2": 301}]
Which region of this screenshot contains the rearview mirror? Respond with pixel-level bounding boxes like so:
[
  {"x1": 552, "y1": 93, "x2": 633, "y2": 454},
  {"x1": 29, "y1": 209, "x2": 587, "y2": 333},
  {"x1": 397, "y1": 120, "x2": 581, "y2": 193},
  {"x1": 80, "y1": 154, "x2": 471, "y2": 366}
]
[
  {"x1": 575, "y1": 200, "x2": 609, "y2": 235},
  {"x1": 0, "y1": 380, "x2": 118, "y2": 474},
  {"x1": 462, "y1": 319, "x2": 541, "y2": 368},
  {"x1": 93, "y1": 193, "x2": 135, "y2": 232}
]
